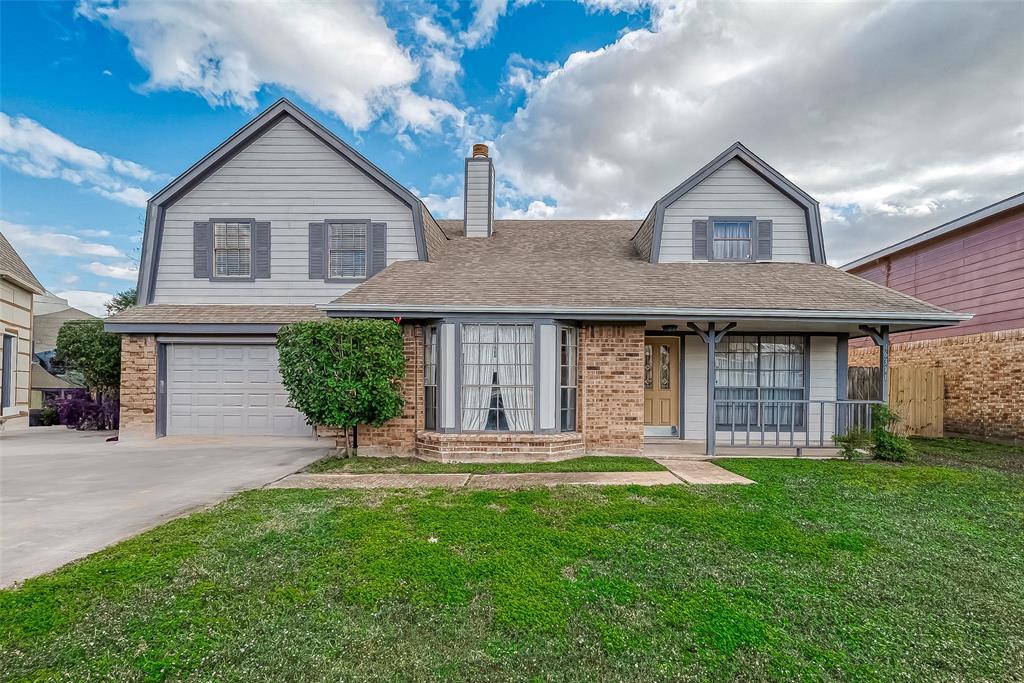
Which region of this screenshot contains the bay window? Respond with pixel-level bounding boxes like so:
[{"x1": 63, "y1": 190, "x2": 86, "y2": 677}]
[
  {"x1": 460, "y1": 323, "x2": 534, "y2": 432},
  {"x1": 424, "y1": 325, "x2": 438, "y2": 430},
  {"x1": 559, "y1": 326, "x2": 577, "y2": 431}
]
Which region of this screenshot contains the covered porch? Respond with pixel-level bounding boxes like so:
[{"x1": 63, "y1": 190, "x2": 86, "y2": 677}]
[{"x1": 640, "y1": 318, "x2": 894, "y2": 456}]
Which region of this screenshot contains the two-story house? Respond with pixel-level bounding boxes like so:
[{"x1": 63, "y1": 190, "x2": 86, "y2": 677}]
[{"x1": 105, "y1": 99, "x2": 967, "y2": 456}]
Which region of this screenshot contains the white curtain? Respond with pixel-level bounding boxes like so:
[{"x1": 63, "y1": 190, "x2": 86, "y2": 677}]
[
  {"x1": 461, "y1": 324, "x2": 496, "y2": 431},
  {"x1": 497, "y1": 325, "x2": 534, "y2": 431}
]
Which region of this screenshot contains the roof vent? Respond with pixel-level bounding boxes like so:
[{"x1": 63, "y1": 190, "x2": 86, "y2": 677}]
[{"x1": 464, "y1": 144, "x2": 494, "y2": 237}]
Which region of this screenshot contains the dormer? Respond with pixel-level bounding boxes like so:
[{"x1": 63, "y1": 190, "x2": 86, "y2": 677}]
[{"x1": 634, "y1": 142, "x2": 826, "y2": 264}]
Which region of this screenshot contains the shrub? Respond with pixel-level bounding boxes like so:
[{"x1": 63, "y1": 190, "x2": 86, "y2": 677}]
[
  {"x1": 833, "y1": 426, "x2": 871, "y2": 460},
  {"x1": 38, "y1": 405, "x2": 59, "y2": 426},
  {"x1": 870, "y1": 403, "x2": 913, "y2": 462},
  {"x1": 53, "y1": 389, "x2": 119, "y2": 431},
  {"x1": 276, "y1": 319, "x2": 406, "y2": 454}
]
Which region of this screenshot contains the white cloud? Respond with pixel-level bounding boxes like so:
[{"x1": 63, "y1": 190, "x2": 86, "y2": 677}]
[
  {"x1": 61, "y1": 273, "x2": 80, "y2": 286},
  {"x1": 78, "y1": 228, "x2": 111, "y2": 237},
  {"x1": 77, "y1": 0, "x2": 462, "y2": 133},
  {"x1": 0, "y1": 113, "x2": 157, "y2": 208},
  {"x1": 419, "y1": 191, "x2": 463, "y2": 219},
  {"x1": 56, "y1": 290, "x2": 113, "y2": 318},
  {"x1": 463, "y1": 0, "x2": 534, "y2": 49},
  {"x1": 414, "y1": 16, "x2": 454, "y2": 46},
  {"x1": 495, "y1": 0, "x2": 1024, "y2": 263},
  {"x1": 82, "y1": 261, "x2": 139, "y2": 281},
  {"x1": 497, "y1": 199, "x2": 557, "y2": 219},
  {"x1": 1, "y1": 219, "x2": 125, "y2": 258}
]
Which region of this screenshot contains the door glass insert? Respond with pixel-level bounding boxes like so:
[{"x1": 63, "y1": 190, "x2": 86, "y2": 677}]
[
  {"x1": 644, "y1": 345, "x2": 653, "y2": 390},
  {"x1": 659, "y1": 344, "x2": 671, "y2": 390}
]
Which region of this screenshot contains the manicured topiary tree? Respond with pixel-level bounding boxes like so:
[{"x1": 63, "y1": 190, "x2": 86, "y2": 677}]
[{"x1": 276, "y1": 318, "x2": 406, "y2": 454}]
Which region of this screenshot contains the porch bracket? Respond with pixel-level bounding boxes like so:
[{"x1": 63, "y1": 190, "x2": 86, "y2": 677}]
[
  {"x1": 688, "y1": 322, "x2": 736, "y2": 455},
  {"x1": 858, "y1": 324, "x2": 891, "y2": 402}
]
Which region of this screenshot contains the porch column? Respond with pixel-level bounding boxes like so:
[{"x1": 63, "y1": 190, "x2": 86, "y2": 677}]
[
  {"x1": 858, "y1": 325, "x2": 891, "y2": 402},
  {"x1": 687, "y1": 322, "x2": 735, "y2": 455}
]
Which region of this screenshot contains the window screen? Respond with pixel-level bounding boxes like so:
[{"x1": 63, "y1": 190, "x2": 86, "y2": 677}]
[
  {"x1": 714, "y1": 335, "x2": 805, "y2": 427},
  {"x1": 213, "y1": 222, "x2": 252, "y2": 277},
  {"x1": 328, "y1": 223, "x2": 367, "y2": 278},
  {"x1": 711, "y1": 220, "x2": 753, "y2": 261}
]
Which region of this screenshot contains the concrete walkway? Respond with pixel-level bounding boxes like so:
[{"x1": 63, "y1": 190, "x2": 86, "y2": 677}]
[
  {"x1": 269, "y1": 461, "x2": 753, "y2": 490},
  {"x1": 654, "y1": 459, "x2": 756, "y2": 485}
]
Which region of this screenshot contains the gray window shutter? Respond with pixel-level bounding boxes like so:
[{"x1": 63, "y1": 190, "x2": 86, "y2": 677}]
[
  {"x1": 193, "y1": 222, "x2": 210, "y2": 278},
  {"x1": 308, "y1": 222, "x2": 325, "y2": 280},
  {"x1": 692, "y1": 219, "x2": 709, "y2": 260},
  {"x1": 369, "y1": 222, "x2": 387, "y2": 277},
  {"x1": 756, "y1": 219, "x2": 773, "y2": 260},
  {"x1": 254, "y1": 221, "x2": 271, "y2": 278}
]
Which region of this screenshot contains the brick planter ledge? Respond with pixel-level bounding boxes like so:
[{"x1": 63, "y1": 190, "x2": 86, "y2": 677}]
[{"x1": 414, "y1": 430, "x2": 586, "y2": 462}]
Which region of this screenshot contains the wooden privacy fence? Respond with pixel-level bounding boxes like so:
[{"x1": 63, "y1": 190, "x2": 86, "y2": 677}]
[{"x1": 848, "y1": 366, "x2": 944, "y2": 437}]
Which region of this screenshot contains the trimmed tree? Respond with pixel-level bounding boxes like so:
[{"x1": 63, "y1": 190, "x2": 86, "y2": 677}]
[
  {"x1": 53, "y1": 319, "x2": 122, "y2": 429},
  {"x1": 276, "y1": 318, "x2": 406, "y2": 454}
]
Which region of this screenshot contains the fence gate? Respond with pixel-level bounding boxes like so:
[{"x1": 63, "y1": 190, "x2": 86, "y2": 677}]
[{"x1": 848, "y1": 366, "x2": 944, "y2": 437}]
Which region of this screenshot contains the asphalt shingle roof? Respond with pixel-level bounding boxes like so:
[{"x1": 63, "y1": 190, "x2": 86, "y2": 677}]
[
  {"x1": 0, "y1": 232, "x2": 44, "y2": 294},
  {"x1": 332, "y1": 220, "x2": 955, "y2": 317},
  {"x1": 106, "y1": 305, "x2": 325, "y2": 325}
]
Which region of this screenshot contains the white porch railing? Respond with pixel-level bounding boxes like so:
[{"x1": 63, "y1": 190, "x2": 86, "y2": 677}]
[{"x1": 711, "y1": 399, "x2": 884, "y2": 450}]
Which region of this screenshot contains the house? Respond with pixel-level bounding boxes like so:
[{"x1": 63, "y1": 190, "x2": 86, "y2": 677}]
[
  {"x1": 30, "y1": 291, "x2": 94, "y2": 422},
  {"x1": 843, "y1": 194, "x2": 1024, "y2": 441},
  {"x1": 1, "y1": 232, "x2": 45, "y2": 430},
  {"x1": 105, "y1": 99, "x2": 967, "y2": 456}
]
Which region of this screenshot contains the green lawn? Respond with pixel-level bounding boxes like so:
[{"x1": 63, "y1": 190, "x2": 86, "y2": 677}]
[
  {"x1": 307, "y1": 454, "x2": 667, "y2": 474},
  {"x1": 910, "y1": 435, "x2": 1024, "y2": 474},
  {"x1": 3, "y1": 444, "x2": 1023, "y2": 681}
]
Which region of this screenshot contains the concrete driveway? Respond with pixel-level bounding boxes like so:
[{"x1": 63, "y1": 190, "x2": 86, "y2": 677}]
[{"x1": 0, "y1": 427, "x2": 330, "y2": 587}]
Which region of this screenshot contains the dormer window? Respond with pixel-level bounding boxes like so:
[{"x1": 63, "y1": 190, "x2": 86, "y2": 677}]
[
  {"x1": 711, "y1": 219, "x2": 753, "y2": 261},
  {"x1": 213, "y1": 221, "x2": 253, "y2": 278}
]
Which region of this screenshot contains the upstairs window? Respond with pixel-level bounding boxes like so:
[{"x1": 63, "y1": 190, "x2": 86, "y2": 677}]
[
  {"x1": 711, "y1": 220, "x2": 753, "y2": 261},
  {"x1": 213, "y1": 222, "x2": 252, "y2": 277},
  {"x1": 328, "y1": 222, "x2": 367, "y2": 279}
]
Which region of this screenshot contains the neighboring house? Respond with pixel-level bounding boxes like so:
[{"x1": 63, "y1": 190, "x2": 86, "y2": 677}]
[
  {"x1": 105, "y1": 99, "x2": 967, "y2": 455},
  {"x1": 30, "y1": 291, "x2": 95, "y2": 421},
  {"x1": 843, "y1": 194, "x2": 1024, "y2": 441},
  {"x1": 0, "y1": 232, "x2": 44, "y2": 430}
]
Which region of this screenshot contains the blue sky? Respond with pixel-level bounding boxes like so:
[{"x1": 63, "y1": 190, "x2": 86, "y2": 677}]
[{"x1": 2, "y1": 0, "x2": 1021, "y2": 315}]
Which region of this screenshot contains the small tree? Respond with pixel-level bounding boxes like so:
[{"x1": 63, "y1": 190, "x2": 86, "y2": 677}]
[
  {"x1": 54, "y1": 320, "x2": 122, "y2": 430},
  {"x1": 277, "y1": 318, "x2": 406, "y2": 454},
  {"x1": 106, "y1": 288, "x2": 137, "y2": 316},
  {"x1": 55, "y1": 320, "x2": 121, "y2": 396},
  {"x1": 870, "y1": 403, "x2": 914, "y2": 462}
]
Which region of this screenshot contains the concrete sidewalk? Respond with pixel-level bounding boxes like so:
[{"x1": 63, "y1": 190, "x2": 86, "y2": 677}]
[{"x1": 268, "y1": 461, "x2": 754, "y2": 490}]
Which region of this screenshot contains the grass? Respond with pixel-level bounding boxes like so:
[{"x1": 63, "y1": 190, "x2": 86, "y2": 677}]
[
  {"x1": 3, "y1": 444, "x2": 1023, "y2": 681},
  {"x1": 910, "y1": 435, "x2": 1024, "y2": 474},
  {"x1": 306, "y1": 454, "x2": 667, "y2": 474}
]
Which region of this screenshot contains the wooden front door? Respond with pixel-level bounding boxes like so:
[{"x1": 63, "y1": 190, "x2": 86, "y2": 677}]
[{"x1": 644, "y1": 336, "x2": 679, "y2": 431}]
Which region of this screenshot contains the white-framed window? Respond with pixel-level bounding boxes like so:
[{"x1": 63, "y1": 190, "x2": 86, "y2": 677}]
[
  {"x1": 711, "y1": 219, "x2": 753, "y2": 261},
  {"x1": 460, "y1": 323, "x2": 534, "y2": 432},
  {"x1": 1, "y1": 333, "x2": 14, "y2": 412},
  {"x1": 213, "y1": 221, "x2": 252, "y2": 277},
  {"x1": 559, "y1": 326, "x2": 577, "y2": 432},
  {"x1": 328, "y1": 222, "x2": 367, "y2": 279}
]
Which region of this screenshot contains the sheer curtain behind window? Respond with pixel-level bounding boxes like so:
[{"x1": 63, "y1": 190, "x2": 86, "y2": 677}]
[
  {"x1": 496, "y1": 325, "x2": 534, "y2": 431},
  {"x1": 461, "y1": 324, "x2": 495, "y2": 431}
]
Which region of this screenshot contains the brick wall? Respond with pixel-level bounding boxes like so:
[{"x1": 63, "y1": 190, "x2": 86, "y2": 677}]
[
  {"x1": 849, "y1": 328, "x2": 1024, "y2": 441},
  {"x1": 578, "y1": 322, "x2": 646, "y2": 454},
  {"x1": 119, "y1": 334, "x2": 157, "y2": 440},
  {"x1": 354, "y1": 323, "x2": 423, "y2": 454}
]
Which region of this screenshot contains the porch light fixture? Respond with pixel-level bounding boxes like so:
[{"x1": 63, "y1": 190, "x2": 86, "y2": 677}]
[{"x1": 662, "y1": 324, "x2": 679, "y2": 331}]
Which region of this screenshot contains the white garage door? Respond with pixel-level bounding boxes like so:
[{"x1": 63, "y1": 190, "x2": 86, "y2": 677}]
[{"x1": 166, "y1": 344, "x2": 311, "y2": 437}]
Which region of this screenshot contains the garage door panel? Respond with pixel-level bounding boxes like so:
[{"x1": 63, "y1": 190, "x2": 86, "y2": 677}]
[{"x1": 166, "y1": 344, "x2": 310, "y2": 437}]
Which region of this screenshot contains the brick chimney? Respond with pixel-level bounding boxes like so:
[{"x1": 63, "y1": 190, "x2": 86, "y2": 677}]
[{"x1": 464, "y1": 143, "x2": 494, "y2": 237}]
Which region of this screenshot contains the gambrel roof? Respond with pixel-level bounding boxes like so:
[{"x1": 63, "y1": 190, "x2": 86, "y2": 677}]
[
  {"x1": 634, "y1": 142, "x2": 827, "y2": 264},
  {"x1": 134, "y1": 98, "x2": 442, "y2": 304}
]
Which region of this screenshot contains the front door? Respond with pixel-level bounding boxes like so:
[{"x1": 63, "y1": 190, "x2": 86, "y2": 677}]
[{"x1": 644, "y1": 336, "x2": 679, "y2": 435}]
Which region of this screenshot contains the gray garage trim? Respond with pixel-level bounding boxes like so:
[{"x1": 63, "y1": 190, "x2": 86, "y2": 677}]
[
  {"x1": 637, "y1": 142, "x2": 827, "y2": 264},
  {"x1": 135, "y1": 98, "x2": 430, "y2": 304}
]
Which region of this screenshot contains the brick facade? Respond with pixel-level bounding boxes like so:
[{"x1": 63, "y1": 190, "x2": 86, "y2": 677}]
[
  {"x1": 119, "y1": 334, "x2": 158, "y2": 440},
  {"x1": 353, "y1": 323, "x2": 424, "y2": 454},
  {"x1": 578, "y1": 323, "x2": 646, "y2": 454},
  {"x1": 849, "y1": 328, "x2": 1024, "y2": 441},
  {"x1": 415, "y1": 431, "x2": 585, "y2": 460}
]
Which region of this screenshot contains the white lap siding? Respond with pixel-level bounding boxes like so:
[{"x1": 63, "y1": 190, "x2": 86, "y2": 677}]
[
  {"x1": 659, "y1": 159, "x2": 812, "y2": 263},
  {"x1": 152, "y1": 116, "x2": 417, "y2": 304}
]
